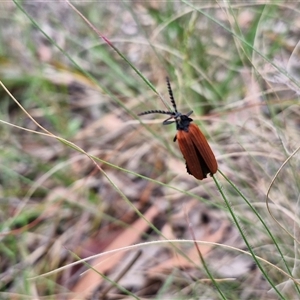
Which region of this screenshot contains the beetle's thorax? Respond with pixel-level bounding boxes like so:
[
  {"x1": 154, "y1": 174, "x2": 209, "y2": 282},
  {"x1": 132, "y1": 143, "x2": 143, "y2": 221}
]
[{"x1": 176, "y1": 115, "x2": 193, "y2": 132}]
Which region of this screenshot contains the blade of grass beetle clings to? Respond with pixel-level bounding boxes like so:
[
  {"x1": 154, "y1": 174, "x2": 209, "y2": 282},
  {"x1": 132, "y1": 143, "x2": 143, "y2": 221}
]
[
  {"x1": 64, "y1": 0, "x2": 173, "y2": 112},
  {"x1": 139, "y1": 78, "x2": 218, "y2": 180},
  {"x1": 213, "y1": 173, "x2": 285, "y2": 299},
  {"x1": 217, "y1": 170, "x2": 300, "y2": 297}
]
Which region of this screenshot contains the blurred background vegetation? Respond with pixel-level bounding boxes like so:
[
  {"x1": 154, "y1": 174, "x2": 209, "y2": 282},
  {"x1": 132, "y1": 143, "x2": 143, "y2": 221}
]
[{"x1": 0, "y1": 1, "x2": 299, "y2": 299}]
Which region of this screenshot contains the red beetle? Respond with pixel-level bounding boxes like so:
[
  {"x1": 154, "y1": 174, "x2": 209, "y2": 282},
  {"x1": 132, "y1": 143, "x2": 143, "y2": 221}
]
[{"x1": 138, "y1": 78, "x2": 217, "y2": 180}]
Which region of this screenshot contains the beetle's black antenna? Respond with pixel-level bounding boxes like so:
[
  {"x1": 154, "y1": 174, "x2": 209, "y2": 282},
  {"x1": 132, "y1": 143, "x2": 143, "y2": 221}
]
[
  {"x1": 138, "y1": 77, "x2": 179, "y2": 119},
  {"x1": 166, "y1": 77, "x2": 178, "y2": 113},
  {"x1": 138, "y1": 110, "x2": 174, "y2": 116}
]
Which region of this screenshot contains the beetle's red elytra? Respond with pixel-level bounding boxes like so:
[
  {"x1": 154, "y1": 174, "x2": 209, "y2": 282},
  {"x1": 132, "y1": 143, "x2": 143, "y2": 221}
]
[{"x1": 138, "y1": 77, "x2": 217, "y2": 180}]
